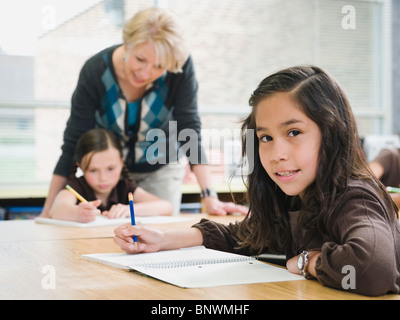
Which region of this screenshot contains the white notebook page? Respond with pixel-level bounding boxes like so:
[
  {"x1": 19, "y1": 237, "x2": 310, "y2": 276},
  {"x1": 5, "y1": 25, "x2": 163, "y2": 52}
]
[{"x1": 83, "y1": 246, "x2": 304, "y2": 288}]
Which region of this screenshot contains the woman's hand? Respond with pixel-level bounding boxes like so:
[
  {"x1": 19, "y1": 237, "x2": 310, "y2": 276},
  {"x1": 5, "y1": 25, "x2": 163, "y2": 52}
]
[
  {"x1": 113, "y1": 223, "x2": 165, "y2": 254},
  {"x1": 203, "y1": 197, "x2": 249, "y2": 216}
]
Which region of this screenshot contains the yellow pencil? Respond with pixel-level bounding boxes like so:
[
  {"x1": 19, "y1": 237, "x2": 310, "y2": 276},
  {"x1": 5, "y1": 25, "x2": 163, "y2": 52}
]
[{"x1": 65, "y1": 184, "x2": 88, "y2": 203}]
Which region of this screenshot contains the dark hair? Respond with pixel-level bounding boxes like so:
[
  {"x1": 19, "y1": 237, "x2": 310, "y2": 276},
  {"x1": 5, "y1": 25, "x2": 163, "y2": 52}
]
[
  {"x1": 237, "y1": 65, "x2": 393, "y2": 254},
  {"x1": 70, "y1": 128, "x2": 130, "y2": 180}
]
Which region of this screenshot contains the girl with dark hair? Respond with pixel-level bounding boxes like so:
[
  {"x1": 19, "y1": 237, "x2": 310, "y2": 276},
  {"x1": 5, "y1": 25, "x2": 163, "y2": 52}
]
[
  {"x1": 113, "y1": 66, "x2": 400, "y2": 296},
  {"x1": 48, "y1": 128, "x2": 172, "y2": 222}
]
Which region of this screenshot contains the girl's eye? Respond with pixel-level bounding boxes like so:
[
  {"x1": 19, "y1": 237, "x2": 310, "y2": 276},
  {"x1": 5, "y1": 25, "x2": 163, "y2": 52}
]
[
  {"x1": 288, "y1": 130, "x2": 300, "y2": 137},
  {"x1": 259, "y1": 135, "x2": 272, "y2": 142}
]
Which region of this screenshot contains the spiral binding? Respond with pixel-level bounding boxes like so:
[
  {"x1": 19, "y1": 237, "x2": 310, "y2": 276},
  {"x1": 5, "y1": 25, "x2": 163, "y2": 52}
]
[{"x1": 135, "y1": 256, "x2": 256, "y2": 269}]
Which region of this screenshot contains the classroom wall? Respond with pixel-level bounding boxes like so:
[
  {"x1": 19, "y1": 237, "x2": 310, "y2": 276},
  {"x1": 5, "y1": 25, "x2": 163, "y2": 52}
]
[{"x1": 392, "y1": 0, "x2": 400, "y2": 135}]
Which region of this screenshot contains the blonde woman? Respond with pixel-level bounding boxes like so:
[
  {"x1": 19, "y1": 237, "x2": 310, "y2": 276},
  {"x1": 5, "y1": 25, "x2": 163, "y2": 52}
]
[{"x1": 41, "y1": 7, "x2": 248, "y2": 217}]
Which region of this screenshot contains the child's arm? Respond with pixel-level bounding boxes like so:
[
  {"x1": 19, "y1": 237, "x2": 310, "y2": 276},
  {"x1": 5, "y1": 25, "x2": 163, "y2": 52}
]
[
  {"x1": 103, "y1": 187, "x2": 173, "y2": 218},
  {"x1": 287, "y1": 185, "x2": 399, "y2": 296},
  {"x1": 369, "y1": 161, "x2": 384, "y2": 179},
  {"x1": 48, "y1": 189, "x2": 101, "y2": 223}
]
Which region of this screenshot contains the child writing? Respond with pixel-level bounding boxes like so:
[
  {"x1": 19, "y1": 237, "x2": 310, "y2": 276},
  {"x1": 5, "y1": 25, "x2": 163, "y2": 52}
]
[
  {"x1": 48, "y1": 128, "x2": 173, "y2": 222},
  {"x1": 113, "y1": 66, "x2": 400, "y2": 296}
]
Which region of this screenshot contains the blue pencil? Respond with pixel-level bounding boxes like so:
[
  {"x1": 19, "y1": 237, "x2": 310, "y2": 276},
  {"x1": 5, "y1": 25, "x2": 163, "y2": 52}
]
[{"x1": 128, "y1": 192, "x2": 138, "y2": 251}]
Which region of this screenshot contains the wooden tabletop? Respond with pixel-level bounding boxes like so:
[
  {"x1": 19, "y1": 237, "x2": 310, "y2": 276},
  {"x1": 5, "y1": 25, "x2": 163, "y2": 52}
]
[{"x1": 0, "y1": 214, "x2": 398, "y2": 300}]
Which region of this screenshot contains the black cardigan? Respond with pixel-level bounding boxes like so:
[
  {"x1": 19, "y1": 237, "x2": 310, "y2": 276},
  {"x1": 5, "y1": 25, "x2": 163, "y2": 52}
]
[{"x1": 54, "y1": 45, "x2": 205, "y2": 176}]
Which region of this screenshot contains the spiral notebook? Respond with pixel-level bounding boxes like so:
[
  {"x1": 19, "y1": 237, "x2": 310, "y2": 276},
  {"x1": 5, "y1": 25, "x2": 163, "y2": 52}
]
[{"x1": 82, "y1": 246, "x2": 304, "y2": 288}]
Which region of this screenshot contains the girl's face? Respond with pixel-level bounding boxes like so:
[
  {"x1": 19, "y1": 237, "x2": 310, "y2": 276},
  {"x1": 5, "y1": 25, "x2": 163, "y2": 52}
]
[
  {"x1": 124, "y1": 41, "x2": 166, "y2": 88},
  {"x1": 255, "y1": 92, "x2": 322, "y2": 198},
  {"x1": 80, "y1": 147, "x2": 124, "y2": 197}
]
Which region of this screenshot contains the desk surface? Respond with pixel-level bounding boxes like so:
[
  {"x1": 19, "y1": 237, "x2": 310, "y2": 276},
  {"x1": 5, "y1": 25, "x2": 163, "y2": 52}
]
[
  {"x1": 0, "y1": 214, "x2": 398, "y2": 300},
  {"x1": 0, "y1": 214, "x2": 203, "y2": 242}
]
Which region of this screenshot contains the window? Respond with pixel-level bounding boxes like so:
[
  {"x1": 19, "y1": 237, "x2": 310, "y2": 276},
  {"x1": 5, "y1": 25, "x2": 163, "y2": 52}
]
[{"x1": 0, "y1": 0, "x2": 394, "y2": 186}]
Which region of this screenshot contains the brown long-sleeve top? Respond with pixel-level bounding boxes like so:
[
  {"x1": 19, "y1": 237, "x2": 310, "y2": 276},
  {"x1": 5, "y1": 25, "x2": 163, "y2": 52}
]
[{"x1": 193, "y1": 179, "x2": 400, "y2": 296}]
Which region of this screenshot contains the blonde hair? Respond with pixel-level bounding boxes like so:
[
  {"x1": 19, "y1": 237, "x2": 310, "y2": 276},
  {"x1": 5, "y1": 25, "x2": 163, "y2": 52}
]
[{"x1": 123, "y1": 7, "x2": 189, "y2": 73}]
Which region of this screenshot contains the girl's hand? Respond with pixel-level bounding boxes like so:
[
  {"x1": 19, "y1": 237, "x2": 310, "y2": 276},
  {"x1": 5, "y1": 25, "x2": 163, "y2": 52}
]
[
  {"x1": 76, "y1": 200, "x2": 101, "y2": 223},
  {"x1": 103, "y1": 204, "x2": 129, "y2": 219},
  {"x1": 113, "y1": 223, "x2": 164, "y2": 254}
]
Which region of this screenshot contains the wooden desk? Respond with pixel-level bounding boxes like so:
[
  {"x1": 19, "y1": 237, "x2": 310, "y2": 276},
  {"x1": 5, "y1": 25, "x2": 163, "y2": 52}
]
[
  {"x1": 0, "y1": 214, "x2": 398, "y2": 300},
  {"x1": 0, "y1": 214, "x2": 206, "y2": 242}
]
